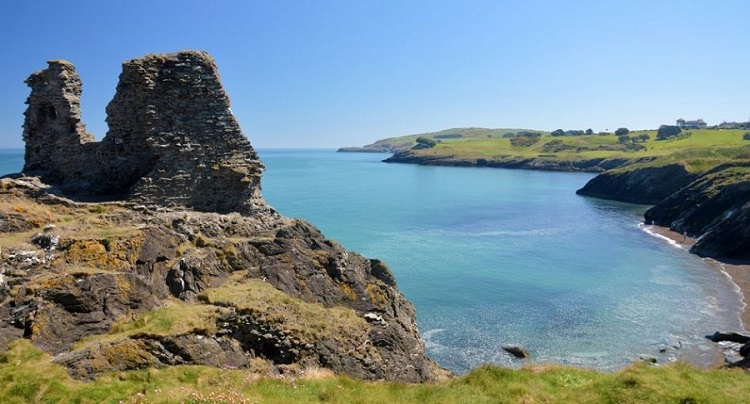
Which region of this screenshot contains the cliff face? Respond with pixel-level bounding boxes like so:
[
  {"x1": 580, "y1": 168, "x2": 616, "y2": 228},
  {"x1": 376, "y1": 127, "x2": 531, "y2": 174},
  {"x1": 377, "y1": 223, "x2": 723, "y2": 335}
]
[
  {"x1": 1, "y1": 51, "x2": 441, "y2": 382},
  {"x1": 577, "y1": 161, "x2": 750, "y2": 262},
  {"x1": 643, "y1": 163, "x2": 750, "y2": 261},
  {"x1": 575, "y1": 163, "x2": 696, "y2": 205}
]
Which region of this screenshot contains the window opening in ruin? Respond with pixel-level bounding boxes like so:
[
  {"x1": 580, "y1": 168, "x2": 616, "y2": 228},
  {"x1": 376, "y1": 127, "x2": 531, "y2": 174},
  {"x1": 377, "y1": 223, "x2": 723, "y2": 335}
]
[{"x1": 37, "y1": 102, "x2": 57, "y2": 126}]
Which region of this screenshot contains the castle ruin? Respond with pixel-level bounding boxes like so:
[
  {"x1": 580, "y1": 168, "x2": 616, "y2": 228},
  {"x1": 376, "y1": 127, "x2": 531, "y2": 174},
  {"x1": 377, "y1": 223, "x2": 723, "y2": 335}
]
[{"x1": 22, "y1": 50, "x2": 266, "y2": 214}]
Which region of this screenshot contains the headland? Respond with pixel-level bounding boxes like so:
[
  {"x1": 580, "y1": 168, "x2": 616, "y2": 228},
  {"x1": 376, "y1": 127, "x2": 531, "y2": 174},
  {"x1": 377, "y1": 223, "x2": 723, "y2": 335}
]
[{"x1": 1, "y1": 50, "x2": 443, "y2": 383}]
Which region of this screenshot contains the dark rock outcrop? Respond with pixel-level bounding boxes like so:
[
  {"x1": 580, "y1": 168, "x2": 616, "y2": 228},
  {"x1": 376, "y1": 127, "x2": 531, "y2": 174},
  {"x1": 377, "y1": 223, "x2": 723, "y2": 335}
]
[
  {"x1": 644, "y1": 163, "x2": 750, "y2": 261},
  {"x1": 0, "y1": 173, "x2": 440, "y2": 382},
  {"x1": 577, "y1": 160, "x2": 750, "y2": 263},
  {"x1": 706, "y1": 331, "x2": 750, "y2": 369},
  {"x1": 576, "y1": 163, "x2": 695, "y2": 204},
  {"x1": 501, "y1": 344, "x2": 530, "y2": 359},
  {"x1": 55, "y1": 334, "x2": 250, "y2": 380},
  {"x1": 706, "y1": 331, "x2": 750, "y2": 344},
  {"x1": 1, "y1": 51, "x2": 442, "y2": 383}
]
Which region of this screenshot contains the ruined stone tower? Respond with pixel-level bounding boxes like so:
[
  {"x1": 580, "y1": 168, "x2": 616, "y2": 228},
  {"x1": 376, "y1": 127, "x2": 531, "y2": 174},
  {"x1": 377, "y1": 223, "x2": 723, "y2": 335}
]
[
  {"x1": 22, "y1": 60, "x2": 95, "y2": 181},
  {"x1": 21, "y1": 51, "x2": 266, "y2": 214}
]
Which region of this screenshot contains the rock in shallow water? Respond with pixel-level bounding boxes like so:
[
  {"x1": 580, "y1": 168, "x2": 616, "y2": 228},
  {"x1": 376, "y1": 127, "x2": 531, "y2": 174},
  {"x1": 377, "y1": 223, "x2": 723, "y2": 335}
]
[
  {"x1": 502, "y1": 344, "x2": 530, "y2": 359},
  {"x1": 705, "y1": 331, "x2": 750, "y2": 344}
]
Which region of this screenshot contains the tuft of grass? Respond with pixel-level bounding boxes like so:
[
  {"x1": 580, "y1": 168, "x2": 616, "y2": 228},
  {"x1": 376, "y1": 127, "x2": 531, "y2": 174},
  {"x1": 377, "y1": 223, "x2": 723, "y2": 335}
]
[
  {"x1": 74, "y1": 299, "x2": 226, "y2": 349},
  {"x1": 194, "y1": 233, "x2": 211, "y2": 247},
  {"x1": 87, "y1": 205, "x2": 107, "y2": 214},
  {"x1": 203, "y1": 275, "x2": 368, "y2": 342}
]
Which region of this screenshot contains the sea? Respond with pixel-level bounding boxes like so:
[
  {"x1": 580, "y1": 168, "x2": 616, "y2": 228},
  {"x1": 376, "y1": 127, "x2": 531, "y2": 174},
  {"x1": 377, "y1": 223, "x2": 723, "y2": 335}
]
[{"x1": 0, "y1": 148, "x2": 743, "y2": 373}]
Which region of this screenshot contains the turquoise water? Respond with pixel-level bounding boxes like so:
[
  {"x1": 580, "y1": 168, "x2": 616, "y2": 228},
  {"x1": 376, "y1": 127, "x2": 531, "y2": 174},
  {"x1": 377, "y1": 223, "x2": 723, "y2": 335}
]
[
  {"x1": 0, "y1": 149, "x2": 23, "y2": 177},
  {"x1": 0, "y1": 148, "x2": 743, "y2": 373},
  {"x1": 257, "y1": 149, "x2": 742, "y2": 373}
]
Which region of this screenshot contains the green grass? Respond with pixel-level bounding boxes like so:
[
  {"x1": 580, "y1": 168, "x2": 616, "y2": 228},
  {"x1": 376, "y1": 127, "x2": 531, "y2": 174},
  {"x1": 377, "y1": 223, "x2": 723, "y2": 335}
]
[
  {"x1": 204, "y1": 274, "x2": 368, "y2": 341},
  {"x1": 384, "y1": 129, "x2": 750, "y2": 171},
  {"x1": 3, "y1": 340, "x2": 750, "y2": 403},
  {"x1": 73, "y1": 299, "x2": 226, "y2": 349},
  {"x1": 72, "y1": 273, "x2": 369, "y2": 351},
  {"x1": 371, "y1": 127, "x2": 548, "y2": 149}
]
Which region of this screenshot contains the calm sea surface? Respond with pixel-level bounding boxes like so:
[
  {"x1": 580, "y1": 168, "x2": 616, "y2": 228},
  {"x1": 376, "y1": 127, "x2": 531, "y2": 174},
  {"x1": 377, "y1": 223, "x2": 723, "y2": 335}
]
[
  {"x1": 0, "y1": 149, "x2": 23, "y2": 177},
  {"x1": 257, "y1": 149, "x2": 742, "y2": 373},
  {"x1": 0, "y1": 148, "x2": 743, "y2": 373}
]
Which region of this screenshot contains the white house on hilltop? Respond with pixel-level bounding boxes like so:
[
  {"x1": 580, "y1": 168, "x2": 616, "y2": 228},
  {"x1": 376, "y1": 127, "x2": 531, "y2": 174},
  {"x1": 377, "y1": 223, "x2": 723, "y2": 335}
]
[{"x1": 676, "y1": 118, "x2": 707, "y2": 129}]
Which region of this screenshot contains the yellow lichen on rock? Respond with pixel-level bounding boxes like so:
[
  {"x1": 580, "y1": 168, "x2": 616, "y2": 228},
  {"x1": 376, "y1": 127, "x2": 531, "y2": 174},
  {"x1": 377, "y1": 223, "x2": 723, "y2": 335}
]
[
  {"x1": 60, "y1": 232, "x2": 144, "y2": 272},
  {"x1": 366, "y1": 283, "x2": 388, "y2": 305},
  {"x1": 89, "y1": 339, "x2": 159, "y2": 373}
]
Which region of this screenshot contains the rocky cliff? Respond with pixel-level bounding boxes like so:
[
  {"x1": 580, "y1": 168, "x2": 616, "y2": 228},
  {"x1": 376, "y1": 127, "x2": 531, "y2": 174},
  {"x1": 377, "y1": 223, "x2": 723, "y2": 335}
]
[
  {"x1": 575, "y1": 163, "x2": 696, "y2": 205},
  {"x1": 577, "y1": 161, "x2": 750, "y2": 262},
  {"x1": 1, "y1": 51, "x2": 442, "y2": 382},
  {"x1": 643, "y1": 163, "x2": 750, "y2": 261}
]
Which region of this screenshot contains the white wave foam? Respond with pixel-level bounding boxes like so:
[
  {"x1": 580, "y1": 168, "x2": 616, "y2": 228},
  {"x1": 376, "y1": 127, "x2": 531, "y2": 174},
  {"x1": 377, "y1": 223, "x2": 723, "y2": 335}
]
[
  {"x1": 470, "y1": 228, "x2": 565, "y2": 237},
  {"x1": 422, "y1": 328, "x2": 446, "y2": 339},
  {"x1": 704, "y1": 258, "x2": 747, "y2": 330},
  {"x1": 422, "y1": 329, "x2": 448, "y2": 352},
  {"x1": 570, "y1": 351, "x2": 610, "y2": 359},
  {"x1": 639, "y1": 223, "x2": 685, "y2": 250}
]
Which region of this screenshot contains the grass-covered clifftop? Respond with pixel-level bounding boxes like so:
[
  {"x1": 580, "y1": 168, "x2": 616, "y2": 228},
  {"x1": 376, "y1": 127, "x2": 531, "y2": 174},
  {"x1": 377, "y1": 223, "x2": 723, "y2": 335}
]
[
  {"x1": 348, "y1": 127, "x2": 750, "y2": 173},
  {"x1": 4, "y1": 339, "x2": 750, "y2": 403},
  {"x1": 338, "y1": 127, "x2": 547, "y2": 153}
]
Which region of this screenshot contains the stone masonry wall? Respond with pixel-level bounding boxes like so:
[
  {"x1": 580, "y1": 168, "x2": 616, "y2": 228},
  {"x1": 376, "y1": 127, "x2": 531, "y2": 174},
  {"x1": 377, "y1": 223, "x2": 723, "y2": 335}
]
[
  {"x1": 22, "y1": 60, "x2": 95, "y2": 183},
  {"x1": 22, "y1": 51, "x2": 266, "y2": 214}
]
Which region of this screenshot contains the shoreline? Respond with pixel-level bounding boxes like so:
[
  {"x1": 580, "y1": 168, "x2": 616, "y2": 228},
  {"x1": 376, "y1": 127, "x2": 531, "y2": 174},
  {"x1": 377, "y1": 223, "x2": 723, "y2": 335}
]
[{"x1": 643, "y1": 224, "x2": 750, "y2": 330}]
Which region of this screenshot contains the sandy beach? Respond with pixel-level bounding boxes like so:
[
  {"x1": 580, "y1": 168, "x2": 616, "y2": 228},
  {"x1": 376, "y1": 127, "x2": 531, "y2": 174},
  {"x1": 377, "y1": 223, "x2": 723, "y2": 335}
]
[{"x1": 647, "y1": 225, "x2": 750, "y2": 330}]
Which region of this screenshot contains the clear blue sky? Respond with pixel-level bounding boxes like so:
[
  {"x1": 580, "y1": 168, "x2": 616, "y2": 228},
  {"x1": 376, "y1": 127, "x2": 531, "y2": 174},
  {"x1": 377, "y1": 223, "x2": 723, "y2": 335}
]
[{"x1": 1, "y1": 1, "x2": 748, "y2": 149}]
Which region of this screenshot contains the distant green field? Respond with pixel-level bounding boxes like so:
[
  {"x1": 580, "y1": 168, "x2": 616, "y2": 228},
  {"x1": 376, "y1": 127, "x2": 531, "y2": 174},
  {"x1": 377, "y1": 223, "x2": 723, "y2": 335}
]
[
  {"x1": 369, "y1": 127, "x2": 548, "y2": 150},
  {"x1": 379, "y1": 128, "x2": 750, "y2": 172}
]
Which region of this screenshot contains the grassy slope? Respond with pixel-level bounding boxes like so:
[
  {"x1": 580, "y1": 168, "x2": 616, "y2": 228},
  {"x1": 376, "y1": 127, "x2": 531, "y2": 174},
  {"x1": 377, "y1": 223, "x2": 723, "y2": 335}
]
[
  {"x1": 370, "y1": 127, "x2": 546, "y2": 150},
  {"x1": 2, "y1": 340, "x2": 750, "y2": 403},
  {"x1": 385, "y1": 128, "x2": 750, "y2": 172}
]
